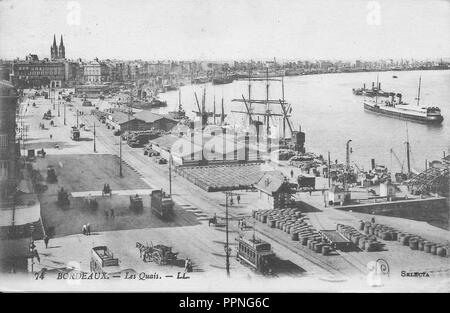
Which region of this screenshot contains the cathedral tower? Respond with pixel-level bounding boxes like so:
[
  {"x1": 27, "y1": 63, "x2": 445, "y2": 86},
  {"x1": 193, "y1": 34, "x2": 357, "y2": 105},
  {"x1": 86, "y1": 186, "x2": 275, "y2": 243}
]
[
  {"x1": 58, "y1": 35, "x2": 65, "y2": 59},
  {"x1": 50, "y1": 34, "x2": 58, "y2": 60}
]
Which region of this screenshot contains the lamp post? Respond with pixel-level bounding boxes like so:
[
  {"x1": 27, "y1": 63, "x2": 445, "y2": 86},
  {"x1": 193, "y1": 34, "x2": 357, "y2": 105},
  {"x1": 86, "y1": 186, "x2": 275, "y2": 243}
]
[
  {"x1": 119, "y1": 134, "x2": 123, "y2": 177},
  {"x1": 93, "y1": 122, "x2": 97, "y2": 153},
  {"x1": 224, "y1": 191, "x2": 231, "y2": 277}
]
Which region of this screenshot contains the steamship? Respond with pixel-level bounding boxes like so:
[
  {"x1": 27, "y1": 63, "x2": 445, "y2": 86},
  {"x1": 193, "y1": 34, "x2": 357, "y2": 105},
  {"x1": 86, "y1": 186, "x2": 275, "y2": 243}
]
[{"x1": 363, "y1": 78, "x2": 443, "y2": 124}]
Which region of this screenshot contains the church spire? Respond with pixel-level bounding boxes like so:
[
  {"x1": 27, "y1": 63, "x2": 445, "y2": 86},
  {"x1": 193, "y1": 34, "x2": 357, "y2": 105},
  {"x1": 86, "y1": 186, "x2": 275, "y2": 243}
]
[
  {"x1": 60, "y1": 34, "x2": 64, "y2": 46},
  {"x1": 53, "y1": 34, "x2": 57, "y2": 47}
]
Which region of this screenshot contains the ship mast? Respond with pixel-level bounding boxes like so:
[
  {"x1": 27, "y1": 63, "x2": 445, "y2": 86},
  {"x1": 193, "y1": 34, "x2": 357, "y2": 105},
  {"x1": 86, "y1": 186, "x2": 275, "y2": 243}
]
[
  {"x1": 375, "y1": 74, "x2": 379, "y2": 106},
  {"x1": 405, "y1": 122, "x2": 411, "y2": 175},
  {"x1": 416, "y1": 76, "x2": 421, "y2": 106}
]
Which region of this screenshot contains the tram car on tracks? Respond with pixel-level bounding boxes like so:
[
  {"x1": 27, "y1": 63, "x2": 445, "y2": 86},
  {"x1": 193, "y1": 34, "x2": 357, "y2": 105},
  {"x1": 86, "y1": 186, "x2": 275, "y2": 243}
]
[{"x1": 236, "y1": 235, "x2": 275, "y2": 275}]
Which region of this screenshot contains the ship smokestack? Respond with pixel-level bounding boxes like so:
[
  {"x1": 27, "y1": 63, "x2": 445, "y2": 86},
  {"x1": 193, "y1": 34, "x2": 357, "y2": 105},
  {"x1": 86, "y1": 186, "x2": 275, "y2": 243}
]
[
  {"x1": 363, "y1": 83, "x2": 366, "y2": 90},
  {"x1": 371, "y1": 158, "x2": 375, "y2": 170},
  {"x1": 372, "y1": 82, "x2": 374, "y2": 90},
  {"x1": 378, "y1": 82, "x2": 381, "y2": 90}
]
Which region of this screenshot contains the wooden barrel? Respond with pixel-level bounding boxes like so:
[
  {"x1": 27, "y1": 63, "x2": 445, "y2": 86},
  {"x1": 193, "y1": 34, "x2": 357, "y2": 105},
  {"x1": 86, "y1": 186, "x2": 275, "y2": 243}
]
[
  {"x1": 401, "y1": 235, "x2": 410, "y2": 246},
  {"x1": 359, "y1": 221, "x2": 365, "y2": 231},
  {"x1": 436, "y1": 247, "x2": 447, "y2": 257},
  {"x1": 424, "y1": 242, "x2": 432, "y2": 253},
  {"x1": 381, "y1": 232, "x2": 392, "y2": 241},
  {"x1": 418, "y1": 240, "x2": 425, "y2": 251},
  {"x1": 409, "y1": 238, "x2": 419, "y2": 250},
  {"x1": 390, "y1": 232, "x2": 398, "y2": 241},
  {"x1": 430, "y1": 244, "x2": 437, "y2": 255},
  {"x1": 291, "y1": 232, "x2": 299, "y2": 241},
  {"x1": 322, "y1": 245, "x2": 331, "y2": 256},
  {"x1": 315, "y1": 243, "x2": 323, "y2": 253}
]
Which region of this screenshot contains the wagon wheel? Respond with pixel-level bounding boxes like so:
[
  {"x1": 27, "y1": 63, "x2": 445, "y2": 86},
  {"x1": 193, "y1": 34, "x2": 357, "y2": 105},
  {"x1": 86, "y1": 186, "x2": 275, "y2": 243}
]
[{"x1": 152, "y1": 251, "x2": 162, "y2": 265}]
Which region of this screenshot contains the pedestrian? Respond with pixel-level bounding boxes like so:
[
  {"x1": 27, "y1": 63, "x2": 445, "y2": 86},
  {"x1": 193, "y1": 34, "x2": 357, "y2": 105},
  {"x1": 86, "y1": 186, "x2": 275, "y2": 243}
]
[
  {"x1": 44, "y1": 235, "x2": 50, "y2": 249},
  {"x1": 104, "y1": 210, "x2": 109, "y2": 220},
  {"x1": 110, "y1": 209, "x2": 115, "y2": 219},
  {"x1": 230, "y1": 197, "x2": 233, "y2": 206},
  {"x1": 86, "y1": 223, "x2": 91, "y2": 235},
  {"x1": 33, "y1": 249, "x2": 40, "y2": 263},
  {"x1": 290, "y1": 169, "x2": 294, "y2": 178},
  {"x1": 29, "y1": 240, "x2": 36, "y2": 253},
  {"x1": 184, "y1": 258, "x2": 189, "y2": 273},
  {"x1": 50, "y1": 134, "x2": 53, "y2": 139},
  {"x1": 237, "y1": 194, "x2": 241, "y2": 204},
  {"x1": 82, "y1": 224, "x2": 87, "y2": 235},
  {"x1": 371, "y1": 216, "x2": 375, "y2": 224}
]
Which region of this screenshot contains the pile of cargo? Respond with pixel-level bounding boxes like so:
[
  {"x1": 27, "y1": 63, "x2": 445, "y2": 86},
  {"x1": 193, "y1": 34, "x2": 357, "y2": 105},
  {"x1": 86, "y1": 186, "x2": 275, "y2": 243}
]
[
  {"x1": 176, "y1": 164, "x2": 263, "y2": 192},
  {"x1": 336, "y1": 224, "x2": 382, "y2": 252},
  {"x1": 361, "y1": 220, "x2": 449, "y2": 257},
  {"x1": 253, "y1": 208, "x2": 334, "y2": 256}
]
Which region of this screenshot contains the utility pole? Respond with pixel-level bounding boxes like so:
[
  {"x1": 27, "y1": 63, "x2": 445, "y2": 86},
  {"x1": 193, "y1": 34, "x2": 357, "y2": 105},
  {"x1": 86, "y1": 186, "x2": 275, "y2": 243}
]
[
  {"x1": 63, "y1": 101, "x2": 66, "y2": 125},
  {"x1": 119, "y1": 135, "x2": 123, "y2": 177},
  {"x1": 169, "y1": 153, "x2": 172, "y2": 195},
  {"x1": 93, "y1": 122, "x2": 97, "y2": 153},
  {"x1": 76, "y1": 109, "x2": 79, "y2": 128},
  {"x1": 225, "y1": 192, "x2": 230, "y2": 277},
  {"x1": 328, "y1": 151, "x2": 331, "y2": 188},
  {"x1": 58, "y1": 99, "x2": 60, "y2": 117}
]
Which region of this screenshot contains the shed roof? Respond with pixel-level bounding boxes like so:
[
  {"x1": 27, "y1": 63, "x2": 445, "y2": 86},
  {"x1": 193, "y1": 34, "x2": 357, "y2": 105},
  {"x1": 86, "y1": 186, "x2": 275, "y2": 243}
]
[{"x1": 255, "y1": 171, "x2": 291, "y2": 195}]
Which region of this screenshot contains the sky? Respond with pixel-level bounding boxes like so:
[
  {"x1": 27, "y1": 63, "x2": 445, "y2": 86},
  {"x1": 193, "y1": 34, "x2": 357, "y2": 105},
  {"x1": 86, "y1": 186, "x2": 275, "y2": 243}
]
[{"x1": 0, "y1": 0, "x2": 449, "y2": 61}]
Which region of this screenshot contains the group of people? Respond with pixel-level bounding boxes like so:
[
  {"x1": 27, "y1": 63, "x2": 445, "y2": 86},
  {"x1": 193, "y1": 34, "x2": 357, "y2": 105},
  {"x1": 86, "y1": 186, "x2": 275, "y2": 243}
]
[
  {"x1": 229, "y1": 194, "x2": 241, "y2": 206},
  {"x1": 238, "y1": 219, "x2": 247, "y2": 230},
  {"x1": 82, "y1": 223, "x2": 92, "y2": 235},
  {"x1": 184, "y1": 258, "x2": 193, "y2": 273},
  {"x1": 104, "y1": 208, "x2": 115, "y2": 220},
  {"x1": 102, "y1": 183, "x2": 112, "y2": 197}
]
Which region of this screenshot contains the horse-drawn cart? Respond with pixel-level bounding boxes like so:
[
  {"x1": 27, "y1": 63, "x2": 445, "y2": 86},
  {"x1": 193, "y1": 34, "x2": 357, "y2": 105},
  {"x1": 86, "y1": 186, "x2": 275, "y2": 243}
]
[{"x1": 136, "y1": 242, "x2": 178, "y2": 265}]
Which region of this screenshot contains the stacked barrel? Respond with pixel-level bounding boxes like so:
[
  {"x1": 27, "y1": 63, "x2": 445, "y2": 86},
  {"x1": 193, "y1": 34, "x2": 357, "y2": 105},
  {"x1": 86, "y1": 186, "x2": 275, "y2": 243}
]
[
  {"x1": 337, "y1": 224, "x2": 381, "y2": 252},
  {"x1": 363, "y1": 220, "x2": 449, "y2": 258},
  {"x1": 253, "y1": 209, "x2": 333, "y2": 256}
]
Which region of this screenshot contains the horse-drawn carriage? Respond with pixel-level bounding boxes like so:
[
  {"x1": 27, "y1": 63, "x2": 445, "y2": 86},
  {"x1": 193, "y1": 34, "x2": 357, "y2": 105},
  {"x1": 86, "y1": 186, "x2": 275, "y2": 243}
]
[
  {"x1": 46, "y1": 166, "x2": 57, "y2": 183},
  {"x1": 129, "y1": 195, "x2": 143, "y2": 212},
  {"x1": 57, "y1": 187, "x2": 70, "y2": 206},
  {"x1": 84, "y1": 196, "x2": 98, "y2": 210},
  {"x1": 136, "y1": 242, "x2": 178, "y2": 265},
  {"x1": 102, "y1": 184, "x2": 112, "y2": 197},
  {"x1": 208, "y1": 214, "x2": 226, "y2": 227}
]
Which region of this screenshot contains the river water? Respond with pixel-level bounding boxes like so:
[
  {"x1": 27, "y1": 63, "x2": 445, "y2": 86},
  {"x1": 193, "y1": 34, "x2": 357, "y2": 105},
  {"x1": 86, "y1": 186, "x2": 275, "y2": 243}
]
[{"x1": 156, "y1": 70, "x2": 450, "y2": 173}]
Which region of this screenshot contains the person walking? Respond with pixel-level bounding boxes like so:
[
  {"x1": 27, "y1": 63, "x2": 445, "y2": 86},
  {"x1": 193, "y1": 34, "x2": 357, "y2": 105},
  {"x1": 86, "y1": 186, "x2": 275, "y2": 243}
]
[
  {"x1": 110, "y1": 209, "x2": 115, "y2": 219},
  {"x1": 44, "y1": 235, "x2": 50, "y2": 249},
  {"x1": 82, "y1": 224, "x2": 87, "y2": 235},
  {"x1": 230, "y1": 197, "x2": 233, "y2": 206},
  {"x1": 237, "y1": 194, "x2": 241, "y2": 204},
  {"x1": 86, "y1": 223, "x2": 91, "y2": 235},
  {"x1": 290, "y1": 169, "x2": 294, "y2": 178}
]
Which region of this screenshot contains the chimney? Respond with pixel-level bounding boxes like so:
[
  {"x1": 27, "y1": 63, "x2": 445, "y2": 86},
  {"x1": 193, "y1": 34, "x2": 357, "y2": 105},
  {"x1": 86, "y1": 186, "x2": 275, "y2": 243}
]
[
  {"x1": 363, "y1": 83, "x2": 366, "y2": 90},
  {"x1": 222, "y1": 128, "x2": 227, "y2": 161},
  {"x1": 244, "y1": 132, "x2": 249, "y2": 161},
  {"x1": 371, "y1": 158, "x2": 375, "y2": 170},
  {"x1": 378, "y1": 82, "x2": 381, "y2": 90}
]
